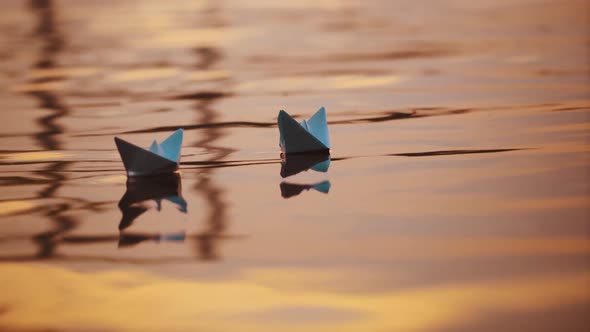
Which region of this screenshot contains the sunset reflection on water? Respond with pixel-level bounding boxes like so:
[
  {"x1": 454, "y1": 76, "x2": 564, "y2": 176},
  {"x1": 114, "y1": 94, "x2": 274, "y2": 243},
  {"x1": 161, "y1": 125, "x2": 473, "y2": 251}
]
[{"x1": 0, "y1": 0, "x2": 589, "y2": 331}]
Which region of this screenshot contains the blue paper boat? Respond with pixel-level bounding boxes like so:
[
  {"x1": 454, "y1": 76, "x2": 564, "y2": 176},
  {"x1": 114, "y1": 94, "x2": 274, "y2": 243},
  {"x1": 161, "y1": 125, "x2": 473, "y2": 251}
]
[
  {"x1": 114, "y1": 129, "x2": 183, "y2": 176},
  {"x1": 278, "y1": 107, "x2": 331, "y2": 154}
]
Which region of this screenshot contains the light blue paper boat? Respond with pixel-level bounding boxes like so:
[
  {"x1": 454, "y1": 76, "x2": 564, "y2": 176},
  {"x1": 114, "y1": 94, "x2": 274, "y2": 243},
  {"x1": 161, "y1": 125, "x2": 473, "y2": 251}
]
[
  {"x1": 278, "y1": 107, "x2": 331, "y2": 154},
  {"x1": 114, "y1": 129, "x2": 183, "y2": 176}
]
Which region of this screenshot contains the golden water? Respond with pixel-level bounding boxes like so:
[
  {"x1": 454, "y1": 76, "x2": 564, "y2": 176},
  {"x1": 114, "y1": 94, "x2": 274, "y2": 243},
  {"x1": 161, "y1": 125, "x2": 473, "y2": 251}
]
[{"x1": 0, "y1": 0, "x2": 589, "y2": 331}]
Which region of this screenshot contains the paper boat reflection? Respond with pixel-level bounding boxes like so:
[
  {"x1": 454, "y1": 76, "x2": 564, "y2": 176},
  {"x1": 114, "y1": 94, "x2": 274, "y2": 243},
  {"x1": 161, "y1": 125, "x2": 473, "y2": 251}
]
[
  {"x1": 278, "y1": 107, "x2": 330, "y2": 154},
  {"x1": 118, "y1": 231, "x2": 186, "y2": 248},
  {"x1": 118, "y1": 173, "x2": 187, "y2": 230},
  {"x1": 280, "y1": 153, "x2": 331, "y2": 178},
  {"x1": 114, "y1": 128, "x2": 183, "y2": 176},
  {"x1": 280, "y1": 181, "x2": 331, "y2": 199},
  {"x1": 278, "y1": 143, "x2": 332, "y2": 199}
]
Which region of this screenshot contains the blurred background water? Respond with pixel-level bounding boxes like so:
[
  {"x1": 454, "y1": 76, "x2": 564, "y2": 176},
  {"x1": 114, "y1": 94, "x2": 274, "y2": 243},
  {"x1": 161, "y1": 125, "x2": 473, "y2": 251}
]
[{"x1": 0, "y1": 0, "x2": 589, "y2": 331}]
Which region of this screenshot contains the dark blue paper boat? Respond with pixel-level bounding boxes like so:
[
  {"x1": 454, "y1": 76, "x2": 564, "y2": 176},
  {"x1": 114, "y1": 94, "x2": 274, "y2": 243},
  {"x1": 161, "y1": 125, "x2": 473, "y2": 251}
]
[
  {"x1": 278, "y1": 107, "x2": 331, "y2": 154},
  {"x1": 114, "y1": 129, "x2": 183, "y2": 176}
]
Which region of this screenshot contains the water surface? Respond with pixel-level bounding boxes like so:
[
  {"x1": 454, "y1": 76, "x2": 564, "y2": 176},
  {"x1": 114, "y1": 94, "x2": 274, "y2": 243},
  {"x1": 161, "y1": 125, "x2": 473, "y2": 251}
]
[{"x1": 0, "y1": 0, "x2": 589, "y2": 331}]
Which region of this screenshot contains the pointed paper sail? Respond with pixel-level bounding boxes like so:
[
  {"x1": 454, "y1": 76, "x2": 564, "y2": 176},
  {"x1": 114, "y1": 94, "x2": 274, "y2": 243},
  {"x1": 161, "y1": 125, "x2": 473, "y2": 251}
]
[
  {"x1": 157, "y1": 128, "x2": 183, "y2": 162},
  {"x1": 278, "y1": 107, "x2": 330, "y2": 154},
  {"x1": 115, "y1": 129, "x2": 183, "y2": 176}
]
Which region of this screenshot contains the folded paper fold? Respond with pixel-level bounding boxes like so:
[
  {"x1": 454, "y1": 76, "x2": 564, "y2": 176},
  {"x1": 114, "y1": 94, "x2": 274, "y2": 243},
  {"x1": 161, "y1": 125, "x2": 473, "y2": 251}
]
[
  {"x1": 115, "y1": 129, "x2": 183, "y2": 176},
  {"x1": 278, "y1": 107, "x2": 330, "y2": 154}
]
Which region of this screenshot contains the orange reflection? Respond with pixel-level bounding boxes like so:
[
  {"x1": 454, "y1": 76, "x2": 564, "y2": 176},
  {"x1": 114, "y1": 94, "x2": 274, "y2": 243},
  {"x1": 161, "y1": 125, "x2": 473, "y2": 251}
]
[
  {"x1": 0, "y1": 201, "x2": 36, "y2": 217},
  {"x1": 110, "y1": 68, "x2": 180, "y2": 82},
  {"x1": 1, "y1": 151, "x2": 68, "y2": 162},
  {"x1": 0, "y1": 264, "x2": 588, "y2": 332}
]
